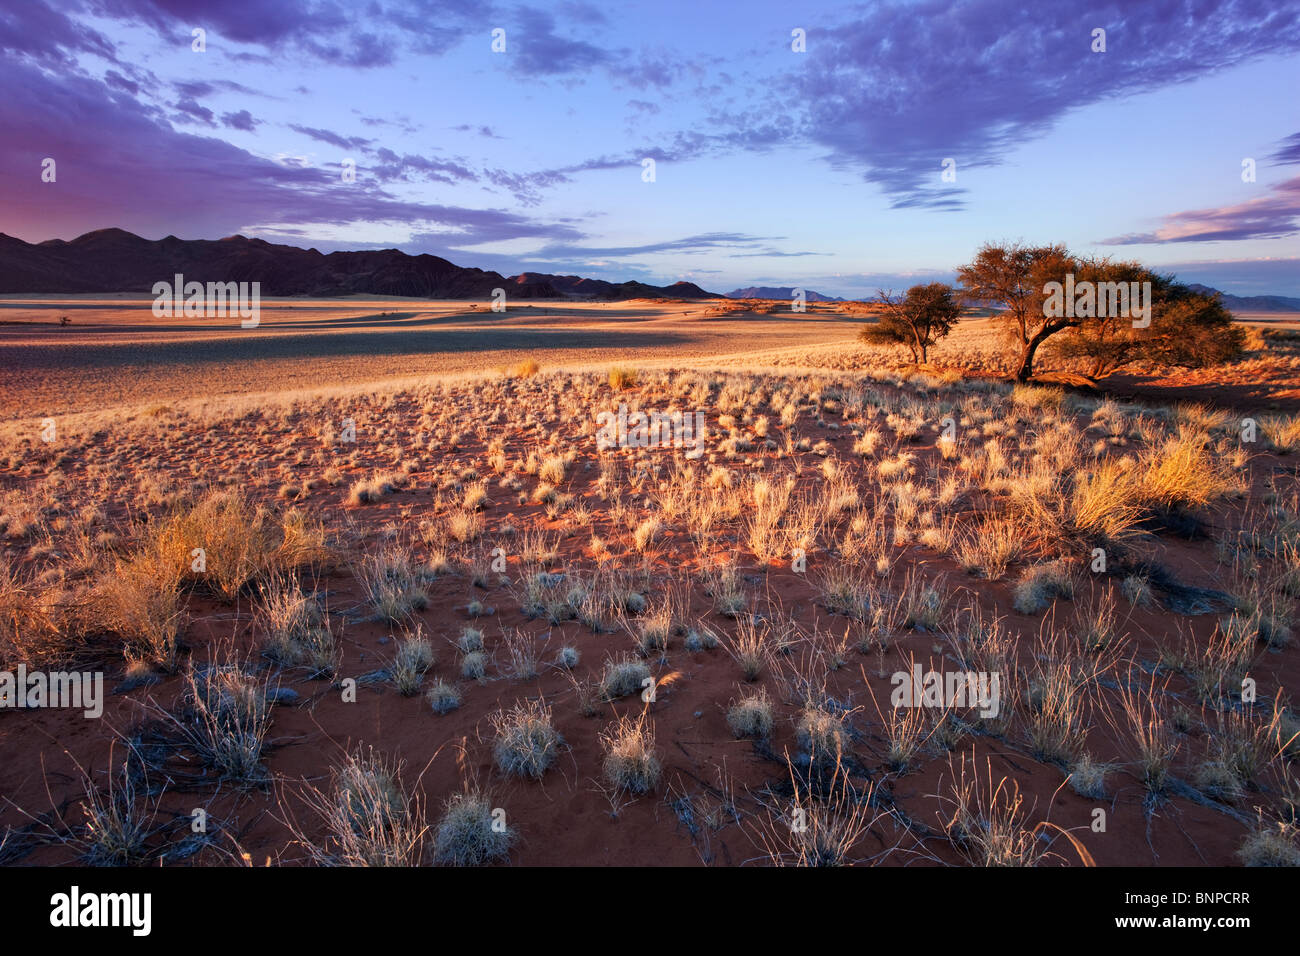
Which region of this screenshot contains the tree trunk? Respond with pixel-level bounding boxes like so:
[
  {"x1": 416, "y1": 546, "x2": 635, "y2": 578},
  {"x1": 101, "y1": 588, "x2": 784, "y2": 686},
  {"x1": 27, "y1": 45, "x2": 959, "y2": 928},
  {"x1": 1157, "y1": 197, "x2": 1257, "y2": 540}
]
[
  {"x1": 1014, "y1": 331, "x2": 1049, "y2": 381},
  {"x1": 1013, "y1": 344, "x2": 1034, "y2": 381}
]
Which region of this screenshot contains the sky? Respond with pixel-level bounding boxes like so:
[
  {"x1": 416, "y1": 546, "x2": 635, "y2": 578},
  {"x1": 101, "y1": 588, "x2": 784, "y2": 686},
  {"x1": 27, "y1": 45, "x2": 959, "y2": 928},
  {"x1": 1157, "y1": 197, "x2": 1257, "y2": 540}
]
[{"x1": 3, "y1": 0, "x2": 1300, "y2": 298}]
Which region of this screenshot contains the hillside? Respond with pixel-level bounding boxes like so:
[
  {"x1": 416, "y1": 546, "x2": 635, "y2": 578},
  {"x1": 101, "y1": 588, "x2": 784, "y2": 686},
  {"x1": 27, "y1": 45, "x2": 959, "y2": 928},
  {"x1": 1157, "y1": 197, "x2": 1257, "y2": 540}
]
[{"x1": 0, "y1": 230, "x2": 719, "y2": 300}]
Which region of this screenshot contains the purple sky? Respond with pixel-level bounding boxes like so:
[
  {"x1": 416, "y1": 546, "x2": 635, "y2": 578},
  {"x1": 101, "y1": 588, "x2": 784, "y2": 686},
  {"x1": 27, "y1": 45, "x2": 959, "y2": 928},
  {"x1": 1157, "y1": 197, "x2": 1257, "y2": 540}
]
[{"x1": 3, "y1": 0, "x2": 1300, "y2": 297}]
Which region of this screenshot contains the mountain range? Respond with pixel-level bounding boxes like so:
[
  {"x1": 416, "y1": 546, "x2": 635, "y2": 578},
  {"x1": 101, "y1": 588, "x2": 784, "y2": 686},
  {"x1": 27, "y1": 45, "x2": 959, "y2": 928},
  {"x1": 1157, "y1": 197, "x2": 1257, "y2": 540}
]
[
  {"x1": 0, "y1": 229, "x2": 719, "y2": 300},
  {"x1": 726, "y1": 286, "x2": 844, "y2": 301},
  {"x1": 4, "y1": 232, "x2": 1296, "y2": 311},
  {"x1": 1185, "y1": 283, "x2": 1300, "y2": 314}
]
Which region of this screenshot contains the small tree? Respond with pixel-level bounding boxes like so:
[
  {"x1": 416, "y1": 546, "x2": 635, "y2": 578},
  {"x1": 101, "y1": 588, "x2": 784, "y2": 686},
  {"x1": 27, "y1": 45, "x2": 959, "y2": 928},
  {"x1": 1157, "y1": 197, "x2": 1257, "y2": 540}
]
[
  {"x1": 956, "y1": 242, "x2": 1076, "y2": 381},
  {"x1": 858, "y1": 282, "x2": 961, "y2": 364}
]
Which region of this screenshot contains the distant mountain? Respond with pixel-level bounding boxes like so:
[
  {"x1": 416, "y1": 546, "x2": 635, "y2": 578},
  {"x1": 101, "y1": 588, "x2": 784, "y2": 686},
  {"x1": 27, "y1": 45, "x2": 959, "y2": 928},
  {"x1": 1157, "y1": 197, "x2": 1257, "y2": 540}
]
[
  {"x1": 726, "y1": 286, "x2": 844, "y2": 302},
  {"x1": 0, "y1": 229, "x2": 721, "y2": 300},
  {"x1": 1186, "y1": 283, "x2": 1300, "y2": 313},
  {"x1": 512, "y1": 272, "x2": 717, "y2": 299}
]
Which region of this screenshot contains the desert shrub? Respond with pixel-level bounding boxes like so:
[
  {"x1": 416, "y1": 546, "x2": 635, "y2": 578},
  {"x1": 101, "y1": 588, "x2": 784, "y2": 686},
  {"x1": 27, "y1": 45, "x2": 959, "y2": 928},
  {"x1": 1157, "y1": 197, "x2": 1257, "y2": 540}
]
[
  {"x1": 426, "y1": 680, "x2": 461, "y2": 714},
  {"x1": 259, "y1": 577, "x2": 335, "y2": 676},
  {"x1": 601, "y1": 713, "x2": 661, "y2": 794},
  {"x1": 389, "y1": 626, "x2": 434, "y2": 695},
  {"x1": 311, "y1": 750, "x2": 426, "y2": 866},
  {"x1": 359, "y1": 547, "x2": 428, "y2": 622},
  {"x1": 1012, "y1": 559, "x2": 1075, "y2": 614},
  {"x1": 608, "y1": 367, "x2": 639, "y2": 390},
  {"x1": 1237, "y1": 823, "x2": 1300, "y2": 867},
  {"x1": 727, "y1": 689, "x2": 774, "y2": 739},
  {"x1": 491, "y1": 699, "x2": 562, "y2": 779},
  {"x1": 599, "y1": 655, "x2": 650, "y2": 700},
  {"x1": 433, "y1": 790, "x2": 514, "y2": 866}
]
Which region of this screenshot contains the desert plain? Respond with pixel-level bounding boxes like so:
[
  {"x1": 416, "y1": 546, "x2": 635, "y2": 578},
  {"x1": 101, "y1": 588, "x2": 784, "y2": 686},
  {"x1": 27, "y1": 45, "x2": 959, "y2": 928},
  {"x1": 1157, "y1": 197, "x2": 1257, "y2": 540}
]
[{"x1": 1, "y1": 296, "x2": 1299, "y2": 867}]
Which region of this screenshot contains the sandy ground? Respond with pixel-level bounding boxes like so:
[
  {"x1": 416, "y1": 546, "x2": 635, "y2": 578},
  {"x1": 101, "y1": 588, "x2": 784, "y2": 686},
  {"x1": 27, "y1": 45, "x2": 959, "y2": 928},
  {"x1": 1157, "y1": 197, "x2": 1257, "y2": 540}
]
[
  {"x1": 1, "y1": 299, "x2": 1297, "y2": 868},
  {"x1": 0, "y1": 298, "x2": 861, "y2": 419}
]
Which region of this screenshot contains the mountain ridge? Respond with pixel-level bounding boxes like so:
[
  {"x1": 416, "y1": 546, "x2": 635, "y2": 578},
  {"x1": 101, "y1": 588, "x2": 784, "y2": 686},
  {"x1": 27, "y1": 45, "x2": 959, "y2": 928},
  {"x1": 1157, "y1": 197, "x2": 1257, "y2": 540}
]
[
  {"x1": 1185, "y1": 283, "x2": 1300, "y2": 314},
  {"x1": 726, "y1": 286, "x2": 844, "y2": 302},
  {"x1": 0, "y1": 230, "x2": 721, "y2": 300}
]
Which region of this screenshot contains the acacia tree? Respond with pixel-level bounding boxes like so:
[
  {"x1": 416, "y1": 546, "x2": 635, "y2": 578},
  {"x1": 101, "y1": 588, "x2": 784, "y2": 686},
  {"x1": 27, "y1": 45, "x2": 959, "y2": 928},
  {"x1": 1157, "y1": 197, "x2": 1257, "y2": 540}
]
[
  {"x1": 956, "y1": 241, "x2": 1077, "y2": 381},
  {"x1": 1055, "y1": 264, "x2": 1243, "y2": 377},
  {"x1": 858, "y1": 282, "x2": 961, "y2": 364}
]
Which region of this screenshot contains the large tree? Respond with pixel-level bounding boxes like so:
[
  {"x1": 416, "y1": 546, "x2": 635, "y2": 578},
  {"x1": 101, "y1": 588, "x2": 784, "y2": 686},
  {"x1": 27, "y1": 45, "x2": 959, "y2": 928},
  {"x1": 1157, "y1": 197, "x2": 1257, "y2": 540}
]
[
  {"x1": 1054, "y1": 263, "x2": 1244, "y2": 377},
  {"x1": 956, "y1": 241, "x2": 1077, "y2": 381},
  {"x1": 858, "y1": 282, "x2": 961, "y2": 364}
]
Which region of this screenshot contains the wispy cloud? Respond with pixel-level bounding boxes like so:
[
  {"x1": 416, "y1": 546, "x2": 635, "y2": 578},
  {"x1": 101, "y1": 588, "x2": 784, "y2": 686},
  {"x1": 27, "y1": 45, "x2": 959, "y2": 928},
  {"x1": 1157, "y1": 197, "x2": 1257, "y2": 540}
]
[
  {"x1": 1103, "y1": 176, "x2": 1300, "y2": 244},
  {"x1": 788, "y1": 0, "x2": 1300, "y2": 209}
]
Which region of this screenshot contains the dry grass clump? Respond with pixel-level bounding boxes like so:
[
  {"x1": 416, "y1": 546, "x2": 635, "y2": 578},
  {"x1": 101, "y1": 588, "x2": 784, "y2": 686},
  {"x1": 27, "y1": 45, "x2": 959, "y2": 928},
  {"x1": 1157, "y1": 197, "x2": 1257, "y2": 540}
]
[
  {"x1": 347, "y1": 471, "x2": 402, "y2": 505},
  {"x1": 1068, "y1": 753, "x2": 1112, "y2": 798},
  {"x1": 172, "y1": 661, "x2": 272, "y2": 785},
  {"x1": 608, "y1": 366, "x2": 639, "y2": 390},
  {"x1": 509, "y1": 358, "x2": 540, "y2": 379},
  {"x1": 1023, "y1": 653, "x2": 1089, "y2": 765},
  {"x1": 389, "y1": 626, "x2": 435, "y2": 695},
  {"x1": 796, "y1": 700, "x2": 850, "y2": 768},
  {"x1": 599, "y1": 655, "x2": 651, "y2": 700},
  {"x1": 491, "y1": 698, "x2": 562, "y2": 779},
  {"x1": 1012, "y1": 558, "x2": 1076, "y2": 614},
  {"x1": 426, "y1": 680, "x2": 461, "y2": 714},
  {"x1": 76, "y1": 757, "x2": 154, "y2": 866},
  {"x1": 359, "y1": 546, "x2": 428, "y2": 622},
  {"x1": 460, "y1": 650, "x2": 488, "y2": 681},
  {"x1": 0, "y1": 557, "x2": 85, "y2": 668},
  {"x1": 722, "y1": 614, "x2": 774, "y2": 681},
  {"x1": 1237, "y1": 822, "x2": 1300, "y2": 866},
  {"x1": 1054, "y1": 460, "x2": 1145, "y2": 548},
  {"x1": 259, "y1": 577, "x2": 336, "y2": 676},
  {"x1": 1139, "y1": 432, "x2": 1234, "y2": 513},
  {"x1": 433, "y1": 789, "x2": 515, "y2": 866},
  {"x1": 1117, "y1": 675, "x2": 1179, "y2": 799},
  {"x1": 704, "y1": 563, "x2": 748, "y2": 617},
  {"x1": 727, "y1": 688, "x2": 774, "y2": 739},
  {"x1": 94, "y1": 557, "x2": 188, "y2": 670},
  {"x1": 937, "y1": 754, "x2": 1091, "y2": 867},
  {"x1": 601, "y1": 712, "x2": 662, "y2": 794},
  {"x1": 754, "y1": 755, "x2": 878, "y2": 866},
  {"x1": 291, "y1": 749, "x2": 427, "y2": 866},
  {"x1": 901, "y1": 573, "x2": 947, "y2": 631},
  {"x1": 954, "y1": 516, "x2": 1023, "y2": 579},
  {"x1": 87, "y1": 492, "x2": 336, "y2": 670},
  {"x1": 161, "y1": 490, "x2": 290, "y2": 598}
]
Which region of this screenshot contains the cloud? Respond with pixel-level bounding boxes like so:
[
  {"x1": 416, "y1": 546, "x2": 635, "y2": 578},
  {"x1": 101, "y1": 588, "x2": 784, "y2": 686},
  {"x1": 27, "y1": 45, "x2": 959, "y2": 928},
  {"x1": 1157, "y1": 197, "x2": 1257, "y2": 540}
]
[
  {"x1": 221, "y1": 109, "x2": 259, "y2": 131},
  {"x1": 90, "y1": 0, "x2": 482, "y2": 67},
  {"x1": 511, "y1": 6, "x2": 610, "y2": 76},
  {"x1": 729, "y1": 249, "x2": 830, "y2": 258},
  {"x1": 0, "y1": 1, "x2": 118, "y2": 67},
  {"x1": 1102, "y1": 176, "x2": 1300, "y2": 244},
  {"x1": 1270, "y1": 132, "x2": 1300, "y2": 166},
  {"x1": 288, "y1": 123, "x2": 374, "y2": 151},
  {"x1": 452, "y1": 123, "x2": 503, "y2": 138},
  {"x1": 788, "y1": 0, "x2": 1300, "y2": 209},
  {"x1": 530, "y1": 233, "x2": 786, "y2": 259},
  {"x1": 0, "y1": 56, "x2": 585, "y2": 247},
  {"x1": 371, "y1": 147, "x2": 478, "y2": 185},
  {"x1": 172, "y1": 95, "x2": 215, "y2": 126}
]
